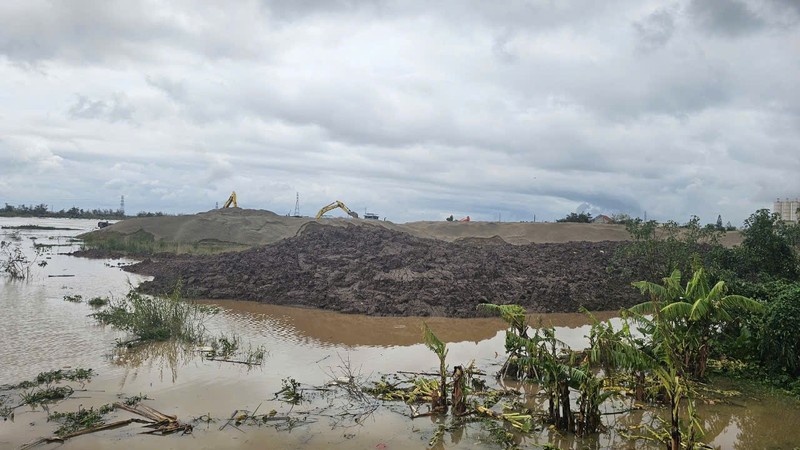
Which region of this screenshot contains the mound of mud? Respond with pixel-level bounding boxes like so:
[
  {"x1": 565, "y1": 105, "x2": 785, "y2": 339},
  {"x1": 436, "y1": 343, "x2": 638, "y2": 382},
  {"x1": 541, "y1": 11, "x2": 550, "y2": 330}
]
[{"x1": 128, "y1": 224, "x2": 646, "y2": 317}]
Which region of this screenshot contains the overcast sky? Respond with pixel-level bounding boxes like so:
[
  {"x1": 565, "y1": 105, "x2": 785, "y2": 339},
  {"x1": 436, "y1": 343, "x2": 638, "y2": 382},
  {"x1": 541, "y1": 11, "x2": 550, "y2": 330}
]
[{"x1": 1, "y1": 0, "x2": 798, "y2": 224}]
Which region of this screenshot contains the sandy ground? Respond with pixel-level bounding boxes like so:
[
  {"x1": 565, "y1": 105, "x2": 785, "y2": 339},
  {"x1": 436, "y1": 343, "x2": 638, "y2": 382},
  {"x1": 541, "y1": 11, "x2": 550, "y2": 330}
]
[{"x1": 84, "y1": 207, "x2": 744, "y2": 248}]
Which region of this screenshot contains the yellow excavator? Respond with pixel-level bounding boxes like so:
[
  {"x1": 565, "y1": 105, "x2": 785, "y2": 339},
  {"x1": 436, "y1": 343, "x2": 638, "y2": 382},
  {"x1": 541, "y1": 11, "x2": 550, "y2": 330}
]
[
  {"x1": 315, "y1": 200, "x2": 358, "y2": 219},
  {"x1": 222, "y1": 191, "x2": 238, "y2": 208}
]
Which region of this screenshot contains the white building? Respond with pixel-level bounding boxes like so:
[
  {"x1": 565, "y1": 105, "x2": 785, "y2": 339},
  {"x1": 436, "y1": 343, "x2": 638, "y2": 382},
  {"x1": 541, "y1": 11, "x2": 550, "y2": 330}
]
[{"x1": 774, "y1": 198, "x2": 800, "y2": 222}]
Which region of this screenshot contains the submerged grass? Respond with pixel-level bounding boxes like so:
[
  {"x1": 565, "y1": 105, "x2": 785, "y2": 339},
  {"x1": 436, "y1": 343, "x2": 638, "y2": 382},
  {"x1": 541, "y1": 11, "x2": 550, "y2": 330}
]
[
  {"x1": 48, "y1": 404, "x2": 115, "y2": 436},
  {"x1": 87, "y1": 296, "x2": 109, "y2": 307},
  {"x1": 21, "y1": 386, "x2": 74, "y2": 406},
  {"x1": 8, "y1": 368, "x2": 94, "y2": 390},
  {"x1": 93, "y1": 284, "x2": 214, "y2": 345},
  {"x1": 203, "y1": 333, "x2": 267, "y2": 366},
  {"x1": 63, "y1": 294, "x2": 83, "y2": 303}
]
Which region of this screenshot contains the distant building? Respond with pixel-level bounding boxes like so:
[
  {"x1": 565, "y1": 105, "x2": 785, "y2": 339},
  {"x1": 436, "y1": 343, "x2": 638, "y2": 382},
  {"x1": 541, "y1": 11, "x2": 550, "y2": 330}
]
[
  {"x1": 592, "y1": 214, "x2": 613, "y2": 224},
  {"x1": 774, "y1": 198, "x2": 800, "y2": 222}
]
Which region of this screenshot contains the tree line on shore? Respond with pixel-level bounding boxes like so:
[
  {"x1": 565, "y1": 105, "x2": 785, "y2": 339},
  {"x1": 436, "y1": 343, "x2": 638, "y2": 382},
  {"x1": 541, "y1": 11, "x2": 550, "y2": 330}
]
[{"x1": 0, "y1": 203, "x2": 166, "y2": 219}]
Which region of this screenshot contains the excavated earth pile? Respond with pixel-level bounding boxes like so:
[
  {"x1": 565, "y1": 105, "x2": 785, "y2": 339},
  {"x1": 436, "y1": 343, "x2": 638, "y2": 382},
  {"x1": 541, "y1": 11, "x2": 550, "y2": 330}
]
[{"x1": 127, "y1": 224, "x2": 646, "y2": 317}]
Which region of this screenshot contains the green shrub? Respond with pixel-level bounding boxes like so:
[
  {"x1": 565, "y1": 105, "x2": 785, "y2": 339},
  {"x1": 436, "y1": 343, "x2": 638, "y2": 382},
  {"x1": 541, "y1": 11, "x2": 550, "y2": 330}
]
[
  {"x1": 87, "y1": 297, "x2": 109, "y2": 307},
  {"x1": 760, "y1": 285, "x2": 800, "y2": 375},
  {"x1": 93, "y1": 284, "x2": 213, "y2": 345}
]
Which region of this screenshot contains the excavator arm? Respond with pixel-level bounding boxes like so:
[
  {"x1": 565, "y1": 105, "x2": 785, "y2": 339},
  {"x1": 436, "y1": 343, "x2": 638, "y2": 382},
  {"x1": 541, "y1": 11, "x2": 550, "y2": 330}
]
[
  {"x1": 223, "y1": 191, "x2": 238, "y2": 208},
  {"x1": 315, "y1": 200, "x2": 359, "y2": 219}
]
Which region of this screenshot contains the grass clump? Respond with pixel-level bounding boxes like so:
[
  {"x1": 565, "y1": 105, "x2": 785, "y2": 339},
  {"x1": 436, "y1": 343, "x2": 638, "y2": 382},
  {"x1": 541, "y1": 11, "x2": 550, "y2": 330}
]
[
  {"x1": 208, "y1": 334, "x2": 240, "y2": 359},
  {"x1": 276, "y1": 378, "x2": 304, "y2": 404},
  {"x1": 87, "y1": 296, "x2": 109, "y2": 307},
  {"x1": 121, "y1": 393, "x2": 150, "y2": 406},
  {"x1": 21, "y1": 386, "x2": 74, "y2": 406},
  {"x1": 12, "y1": 368, "x2": 94, "y2": 389},
  {"x1": 203, "y1": 334, "x2": 267, "y2": 366},
  {"x1": 93, "y1": 284, "x2": 213, "y2": 345},
  {"x1": 63, "y1": 294, "x2": 83, "y2": 303},
  {"x1": 48, "y1": 404, "x2": 114, "y2": 436}
]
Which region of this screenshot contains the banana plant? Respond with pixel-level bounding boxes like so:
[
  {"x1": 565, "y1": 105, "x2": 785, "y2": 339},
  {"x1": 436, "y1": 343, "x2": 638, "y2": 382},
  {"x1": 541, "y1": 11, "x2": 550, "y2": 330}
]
[{"x1": 422, "y1": 323, "x2": 448, "y2": 413}]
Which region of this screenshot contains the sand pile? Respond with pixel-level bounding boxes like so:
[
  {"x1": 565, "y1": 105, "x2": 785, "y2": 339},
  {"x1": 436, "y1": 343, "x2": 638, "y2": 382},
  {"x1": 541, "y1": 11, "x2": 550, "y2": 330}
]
[{"x1": 84, "y1": 208, "x2": 743, "y2": 248}]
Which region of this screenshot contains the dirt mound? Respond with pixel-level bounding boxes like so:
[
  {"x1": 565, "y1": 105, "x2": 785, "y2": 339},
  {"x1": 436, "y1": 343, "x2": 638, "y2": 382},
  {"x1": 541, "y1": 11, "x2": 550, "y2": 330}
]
[
  {"x1": 82, "y1": 208, "x2": 743, "y2": 249},
  {"x1": 402, "y1": 221, "x2": 633, "y2": 244},
  {"x1": 83, "y1": 208, "x2": 313, "y2": 246},
  {"x1": 128, "y1": 224, "x2": 646, "y2": 317}
]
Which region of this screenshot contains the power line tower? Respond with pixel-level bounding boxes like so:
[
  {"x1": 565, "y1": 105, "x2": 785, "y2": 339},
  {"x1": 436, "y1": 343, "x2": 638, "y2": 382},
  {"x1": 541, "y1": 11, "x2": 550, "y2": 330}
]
[
  {"x1": 293, "y1": 192, "x2": 300, "y2": 217},
  {"x1": 120, "y1": 195, "x2": 125, "y2": 215}
]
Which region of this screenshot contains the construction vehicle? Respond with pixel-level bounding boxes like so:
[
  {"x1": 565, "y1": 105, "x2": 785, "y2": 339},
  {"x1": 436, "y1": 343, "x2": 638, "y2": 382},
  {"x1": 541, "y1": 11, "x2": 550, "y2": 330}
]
[
  {"x1": 364, "y1": 212, "x2": 380, "y2": 220},
  {"x1": 316, "y1": 200, "x2": 358, "y2": 219},
  {"x1": 459, "y1": 216, "x2": 470, "y2": 222},
  {"x1": 222, "y1": 191, "x2": 238, "y2": 208}
]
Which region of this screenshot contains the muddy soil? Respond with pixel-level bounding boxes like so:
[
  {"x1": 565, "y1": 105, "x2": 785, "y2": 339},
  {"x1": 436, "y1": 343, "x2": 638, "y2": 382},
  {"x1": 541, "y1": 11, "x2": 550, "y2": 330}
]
[{"x1": 128, "y1": 223, "x2": 645, "y2": 317}]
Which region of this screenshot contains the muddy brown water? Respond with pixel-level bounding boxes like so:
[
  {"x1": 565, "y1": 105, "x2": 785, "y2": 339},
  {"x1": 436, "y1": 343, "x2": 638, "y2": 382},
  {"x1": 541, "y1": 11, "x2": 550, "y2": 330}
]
[{"x1": 1, "y1": 218, "x2": 799, "y2": 449}]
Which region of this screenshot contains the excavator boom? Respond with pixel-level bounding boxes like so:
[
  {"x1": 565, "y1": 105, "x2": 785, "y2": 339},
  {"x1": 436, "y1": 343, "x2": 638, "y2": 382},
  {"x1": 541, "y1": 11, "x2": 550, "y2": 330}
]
[
  {"x1": 223, "y1": 191, "x2": 238, "y2": 208},
  {"x1": 315, "y1": 200, "x2": 359, "y2": 219}
]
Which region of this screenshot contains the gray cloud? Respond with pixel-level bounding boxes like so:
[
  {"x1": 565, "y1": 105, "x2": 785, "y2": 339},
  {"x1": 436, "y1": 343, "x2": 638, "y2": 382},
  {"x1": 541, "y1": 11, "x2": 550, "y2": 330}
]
[
  {"x1": 633, "y1": 7, "x2": 677, "y2": 51},
  {"x1": 68, "y1": 94, "x2": 135, "y2": 123},
  {"x1": 687, "y1": 0, "x2": 766, "y2": 36},
  {"x1": 0, "y1": 0, "x2": 797, "y2": 224}
]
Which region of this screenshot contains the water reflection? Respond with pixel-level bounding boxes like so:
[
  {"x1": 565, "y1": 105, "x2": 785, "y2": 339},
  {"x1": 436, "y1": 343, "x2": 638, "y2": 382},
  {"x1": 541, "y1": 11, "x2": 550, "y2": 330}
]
[
  {"x1": 203, "y1": 300, "x2": 620, "y2": 348},
  {"x1": 111, "y1": 341, "x2": 196, "y2": 385}
]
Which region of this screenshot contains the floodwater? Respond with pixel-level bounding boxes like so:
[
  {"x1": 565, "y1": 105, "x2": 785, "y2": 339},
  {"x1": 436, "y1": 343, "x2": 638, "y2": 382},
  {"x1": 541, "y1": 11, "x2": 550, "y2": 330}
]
[{"x1": 1, "y1": 217, "x2": 799, "y2": 449}]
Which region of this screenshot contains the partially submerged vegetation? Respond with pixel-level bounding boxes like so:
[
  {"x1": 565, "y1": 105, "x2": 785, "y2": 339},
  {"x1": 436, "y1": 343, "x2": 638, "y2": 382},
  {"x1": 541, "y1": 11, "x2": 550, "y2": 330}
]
[
  {"x1": 48, "y1": 404, "x2": 115, "y2": 436},
  {"x1": 613, "y1": 209, "x2": 800, "y2": 393},
  {"x1": 86, "y1": 284, "x2": 267, "y2": 367},
  {"x1": 0, "y1": 369, "x2": 95, "y2": 419},
  {"x1": 357, "y1": 245, "x2": 796, "y2": 449},
  {"x1": 92, "y1": 284, "x2": 211, "y2": 345},
  {"x1": 1, "y1": 239, "x2": 46, "y2": 279},
  {"x1": 63, "y1": 294, "x2": 83, "y2": 303}
]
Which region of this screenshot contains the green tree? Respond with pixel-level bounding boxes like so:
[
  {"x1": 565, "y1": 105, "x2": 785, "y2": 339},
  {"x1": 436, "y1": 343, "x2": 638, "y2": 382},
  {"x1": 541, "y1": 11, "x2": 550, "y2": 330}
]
[
  {"x1": 760, "y1": 284, "x2": 800, "y2": 375},
  {"x1": 631, "y1": 268, "x2": 763, "y2": 380},
  {"x1": 557, "y1": 212, "x2": 593, "y2": 223},
  {"x1": 737, "y1": 209, "x2": 798, "y2": 280}
]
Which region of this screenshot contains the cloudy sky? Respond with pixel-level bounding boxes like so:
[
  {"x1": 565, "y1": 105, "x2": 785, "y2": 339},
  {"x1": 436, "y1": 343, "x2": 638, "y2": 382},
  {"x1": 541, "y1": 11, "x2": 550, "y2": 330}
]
[{"x1": 1, "y1": 0, "x2": 798, "y2": 224}]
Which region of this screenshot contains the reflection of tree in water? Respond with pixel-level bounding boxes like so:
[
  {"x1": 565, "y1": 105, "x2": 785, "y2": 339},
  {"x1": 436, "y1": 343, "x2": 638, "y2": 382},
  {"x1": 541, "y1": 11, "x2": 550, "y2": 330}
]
[
  {"x1": 719, "y1": 398, "x2": 800, "y2": 450},
  {"x1": 697, "y1": 403, "x2": 734, "y2": 446},
  {"x1": 111, "y1": 341, "x2": 196, "y2": 386}
]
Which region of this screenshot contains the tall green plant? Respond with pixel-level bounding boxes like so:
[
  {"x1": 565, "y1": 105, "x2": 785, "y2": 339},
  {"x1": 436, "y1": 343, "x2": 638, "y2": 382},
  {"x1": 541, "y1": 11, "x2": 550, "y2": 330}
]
[
  {"x1": 624, "y1": 291, "x2": 704, "y2": 450},
  {"x1": 631, "y1": 268, "x2": 763, "y2": 379},
  {"x1": 760, "y1": 284, "x2": 800, "y2": 375},
  {"x1": 422, "y1": 323, "x2": 448, "y2": 413}
]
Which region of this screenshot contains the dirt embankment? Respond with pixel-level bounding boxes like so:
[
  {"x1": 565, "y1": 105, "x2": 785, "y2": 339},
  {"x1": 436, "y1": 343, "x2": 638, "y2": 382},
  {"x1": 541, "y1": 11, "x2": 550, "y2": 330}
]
[
  {"x1": 80, "y1": 208, "x2": 743, "y2": 249},
  {"x1": 128, "y1": 224, "x2": 646, "y2": 317}
]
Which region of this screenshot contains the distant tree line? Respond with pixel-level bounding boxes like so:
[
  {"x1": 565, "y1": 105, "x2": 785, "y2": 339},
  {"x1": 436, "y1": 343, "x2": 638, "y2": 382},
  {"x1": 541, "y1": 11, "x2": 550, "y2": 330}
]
[
  {"x1": 0, "y1": 203, "x2": 167, "y2": 219},
  {"x1": 557, "y1": 211, "x2": 738, "y2": 231}
]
